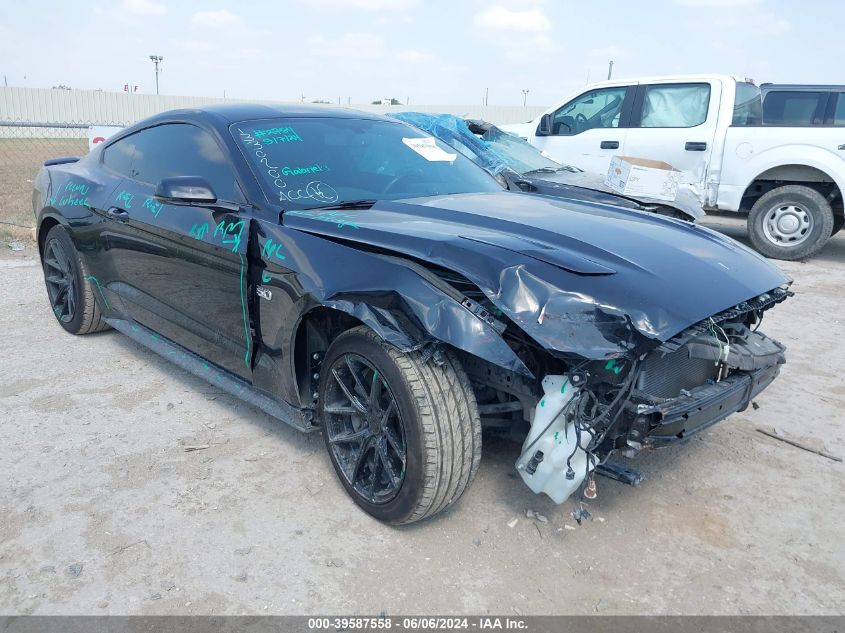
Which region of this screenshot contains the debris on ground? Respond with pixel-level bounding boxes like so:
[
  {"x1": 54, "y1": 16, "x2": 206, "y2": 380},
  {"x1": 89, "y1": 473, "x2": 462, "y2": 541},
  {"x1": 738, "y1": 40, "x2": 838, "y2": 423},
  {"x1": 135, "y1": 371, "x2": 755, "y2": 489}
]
[
  {"x1": 756, "y1": 427, "x2": 842, "y2": 462},
  {"x1": 149, "y1": 593, "x2": 162, "y2": 601},
  {"x1": 564, "y1": 524, "x2": 576, "y2": 531},
  {"x1": 183, "y1": 444, "x2": 211, "y2": 452},
  {"x1": 67, "y1": 563, "x2": 83, "y2": 578},
  {"x1": 526, "y1": 510, "x2": 548, "y2": 523},
  {"x1": 39, "y1": 565, "x2": 55, "y2": 574},
  {"x1": 506, "y1": 517, "x2": 519, "y2": 529},
  {"x1": 8, "y1": 240, "x2": 24, "y2": 252},
  {"x1": 473, "y1": 538, "x2": 481, "y2": 547},
  {"x1": 572, "y1": 506, "x2": 592, "y2": 524},
  {"x1": 233, "y1": 573, "x2": 248, "y2": 582},
  {"x1": 326, "y1": 558, "x2": 345, "y2": 568},
  {"x1": 234, "y1": 547, "x2": 252, "y2": 556}
]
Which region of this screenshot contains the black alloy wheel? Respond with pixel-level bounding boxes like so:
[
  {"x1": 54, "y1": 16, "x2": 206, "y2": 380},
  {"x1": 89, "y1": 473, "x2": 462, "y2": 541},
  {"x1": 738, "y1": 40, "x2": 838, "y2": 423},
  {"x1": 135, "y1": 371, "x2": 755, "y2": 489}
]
[
  {"x1": 43, "y1": 237, "x2": 78, "y2": 323},
  {"x1": 322, "y1": 353, "x2": 407, "y2": 504}
]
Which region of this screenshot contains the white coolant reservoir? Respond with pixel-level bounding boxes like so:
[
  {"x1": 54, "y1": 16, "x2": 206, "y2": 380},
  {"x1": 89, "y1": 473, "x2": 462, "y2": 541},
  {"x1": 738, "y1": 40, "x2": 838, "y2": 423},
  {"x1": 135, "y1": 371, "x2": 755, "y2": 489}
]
[{"x1": 515, "y1": 375, "x2": 595, "y2": 504}]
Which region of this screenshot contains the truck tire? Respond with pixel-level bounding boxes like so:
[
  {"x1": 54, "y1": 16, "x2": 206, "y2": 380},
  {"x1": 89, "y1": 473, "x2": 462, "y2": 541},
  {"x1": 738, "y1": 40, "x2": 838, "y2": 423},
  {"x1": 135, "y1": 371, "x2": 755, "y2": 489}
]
[
  {"x1": 318, "y1": 326, "x2": 481, "y2": 525},
  {"x1": 748, "y1": 185, "x2": 834, "y2": 260},
  {"x1": 41, "y1": 224, "x2": 110, "y2": 335}
]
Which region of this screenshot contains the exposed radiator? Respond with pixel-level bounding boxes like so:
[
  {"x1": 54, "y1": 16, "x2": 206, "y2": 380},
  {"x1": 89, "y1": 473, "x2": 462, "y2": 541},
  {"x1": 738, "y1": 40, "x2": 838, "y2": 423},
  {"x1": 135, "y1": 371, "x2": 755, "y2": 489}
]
[{"x1": 636, "y1": 344, "x2": 719, "y2": 399}]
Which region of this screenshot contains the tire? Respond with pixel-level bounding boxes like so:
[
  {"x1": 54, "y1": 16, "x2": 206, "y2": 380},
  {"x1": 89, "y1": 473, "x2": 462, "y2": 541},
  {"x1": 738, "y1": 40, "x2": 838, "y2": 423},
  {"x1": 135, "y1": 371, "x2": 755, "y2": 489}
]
[
  {"x1": 747, "y1": 185, "x2": 834, "y2": 260},
  {"x1": 318, "y1": 326, "x2": 481, "y2": 525},
  {"x1": 41, "y1": 224, "x2": 110, "y2": 335}
]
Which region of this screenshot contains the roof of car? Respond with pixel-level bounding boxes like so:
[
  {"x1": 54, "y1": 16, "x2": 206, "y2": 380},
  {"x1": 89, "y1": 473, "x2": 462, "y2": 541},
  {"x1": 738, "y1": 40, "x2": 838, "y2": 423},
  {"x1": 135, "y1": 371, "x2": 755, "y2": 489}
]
[
  {"x1": 760, "y1": 84, "x2": 845, "y2": 92},
  {"x1": 134, "y1": 103, "x2": 391, "y2": 128}
]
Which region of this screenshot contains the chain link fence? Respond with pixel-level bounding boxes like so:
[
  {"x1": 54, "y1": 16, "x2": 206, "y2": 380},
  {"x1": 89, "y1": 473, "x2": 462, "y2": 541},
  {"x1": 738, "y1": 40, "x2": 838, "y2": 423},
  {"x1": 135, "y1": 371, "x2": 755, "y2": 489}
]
[{"x1": 0, "y1": 121, "x2": 99, "y2": 244}]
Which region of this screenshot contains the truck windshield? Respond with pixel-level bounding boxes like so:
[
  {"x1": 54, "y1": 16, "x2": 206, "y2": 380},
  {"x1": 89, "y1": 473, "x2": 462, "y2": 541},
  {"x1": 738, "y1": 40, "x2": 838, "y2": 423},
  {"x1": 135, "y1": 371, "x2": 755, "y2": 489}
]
[
  {"x1": 732, "y1": 82, "x2": 763, "y2": 125},
  {"x1": 233, "y1": 117, "x2": 502, "y2": 208}
]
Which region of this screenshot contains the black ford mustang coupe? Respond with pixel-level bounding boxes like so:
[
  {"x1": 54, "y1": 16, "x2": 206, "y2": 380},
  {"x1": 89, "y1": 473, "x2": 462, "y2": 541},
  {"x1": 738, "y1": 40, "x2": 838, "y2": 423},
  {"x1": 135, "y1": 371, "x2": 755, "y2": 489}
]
[{"x1": 34, "y1": 105, "x2": 790, "y2": 524}]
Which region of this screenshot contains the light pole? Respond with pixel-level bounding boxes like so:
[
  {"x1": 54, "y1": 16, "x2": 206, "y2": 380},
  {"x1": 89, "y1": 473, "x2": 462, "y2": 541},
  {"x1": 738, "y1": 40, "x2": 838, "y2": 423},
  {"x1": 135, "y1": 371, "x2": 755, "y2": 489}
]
[
  {"x1": 522, "y1": 89, "x2": 530, "y2": 107},
  {"x1": 607, "y1": 60, "x2": 614, "y2": 80},
  {"x1": 149, "y1": 55, "x2": 163, "y2": 95}
]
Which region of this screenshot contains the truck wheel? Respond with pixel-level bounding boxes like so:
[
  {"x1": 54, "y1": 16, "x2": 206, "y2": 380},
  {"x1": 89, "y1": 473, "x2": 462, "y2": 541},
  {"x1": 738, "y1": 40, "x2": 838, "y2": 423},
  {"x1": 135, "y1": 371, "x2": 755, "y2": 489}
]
[
  {"x1": 41, "y1": 224, "x2": 110, "y2": 335},
  {"x1": 318, "y1": 326, "x2": 481, "y2": 525},
  {"x1": 748, "y1": 185, "x2": 834, "y2": 260}
]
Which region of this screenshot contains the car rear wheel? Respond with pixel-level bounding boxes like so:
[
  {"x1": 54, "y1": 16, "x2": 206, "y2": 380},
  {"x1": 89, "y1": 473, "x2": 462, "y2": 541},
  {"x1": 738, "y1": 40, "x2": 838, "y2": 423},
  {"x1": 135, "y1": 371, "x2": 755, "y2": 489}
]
[
  {"x1": 747, "y1": 185, "x2": 834, "y2": 260},
  {"x1": 42, "y1": 224, "x2": 110, "y2": 335},
  {"x1": 318, "y1": 326, "x2": 481, "y2": 525}
]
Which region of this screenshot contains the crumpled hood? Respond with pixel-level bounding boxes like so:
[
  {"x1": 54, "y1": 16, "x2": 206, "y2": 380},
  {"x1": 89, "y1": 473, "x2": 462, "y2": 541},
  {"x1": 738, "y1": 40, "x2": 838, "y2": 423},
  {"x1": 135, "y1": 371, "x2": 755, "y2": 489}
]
[{"x1": 283, "y1": 192, "x2": 790, "y2": 358}]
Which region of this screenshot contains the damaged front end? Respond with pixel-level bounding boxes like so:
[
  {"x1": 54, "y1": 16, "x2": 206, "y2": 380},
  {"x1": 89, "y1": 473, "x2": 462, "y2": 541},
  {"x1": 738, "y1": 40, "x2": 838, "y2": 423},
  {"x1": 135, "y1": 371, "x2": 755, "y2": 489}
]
[
  {"x1": 513, "y1": 289, "x2": 788, "y2": 504},
  {"x1": 272, "y1": 191, "x2": 792, "y2": 506}
]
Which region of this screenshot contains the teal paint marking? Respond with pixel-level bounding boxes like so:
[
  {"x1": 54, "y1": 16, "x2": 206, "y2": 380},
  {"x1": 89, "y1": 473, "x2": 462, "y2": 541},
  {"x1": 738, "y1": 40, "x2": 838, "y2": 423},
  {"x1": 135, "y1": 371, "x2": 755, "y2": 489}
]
[
  {"x1": 85, "y1": 275, "x2": 110, "y2": 310},
  {"x1": 261, "y1": 238, "x2": 286, "y2": 260},
  {"x1": 286, "y1": 209, "x2": 359, "y2": 229},
  {"x1": 143, "y1": 197, "x2": 164, "y2": 219},
  {"x1": 239, "y1": 253, "x2": 251, "y2": 369},
  {"x1": 189, "y1": 222, "x2": 210, "y2": 240},
  {"x1": 604, "y1": 359, "x2": 622, "y2": 375},
  {"x1": 281, "y1": 163, "x2": 329, "y2": 176},
  {"x1": 115, "y1": 190, "x2": 134, "y2": 209},
  {"x1": 214, "y1": 219, "x2": 245, "y2": 252},
  {"x1": 64, "y1": 182, "x2": 90, "y2": 196},
  {"x1": 261, "y1": 272, "x2": 271, "y2": 283}
]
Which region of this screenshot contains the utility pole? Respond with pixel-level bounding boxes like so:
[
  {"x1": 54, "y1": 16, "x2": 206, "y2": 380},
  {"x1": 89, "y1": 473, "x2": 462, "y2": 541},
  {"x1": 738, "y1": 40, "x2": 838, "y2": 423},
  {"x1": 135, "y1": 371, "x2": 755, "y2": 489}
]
[
  {"x1": 484, "y1": 87, "x2": 489, "y2": 106},
  {"x1": 149, "y1": 55, "x2": 163, "y2": 94},
  {"x1": 607, "y1": 60, "x2": 614, "y2": 80},
  {"x1": 522, "y1": 89, "x2": 530, "y2": 107}
]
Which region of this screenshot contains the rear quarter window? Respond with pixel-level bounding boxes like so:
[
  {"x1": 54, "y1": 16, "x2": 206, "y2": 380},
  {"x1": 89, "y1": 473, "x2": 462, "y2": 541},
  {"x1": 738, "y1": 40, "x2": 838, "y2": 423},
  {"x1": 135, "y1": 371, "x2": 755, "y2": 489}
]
[{"x1": 763, "y1": 91, "x2": 825, "y2": 125}]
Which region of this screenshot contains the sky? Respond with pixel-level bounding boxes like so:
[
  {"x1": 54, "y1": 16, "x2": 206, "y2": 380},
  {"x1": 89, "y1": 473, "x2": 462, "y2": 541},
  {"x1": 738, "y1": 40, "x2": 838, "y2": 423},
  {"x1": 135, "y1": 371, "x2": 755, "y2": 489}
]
[{"x1": 2, "y1": 0, "x2": 843, "y2": 106}]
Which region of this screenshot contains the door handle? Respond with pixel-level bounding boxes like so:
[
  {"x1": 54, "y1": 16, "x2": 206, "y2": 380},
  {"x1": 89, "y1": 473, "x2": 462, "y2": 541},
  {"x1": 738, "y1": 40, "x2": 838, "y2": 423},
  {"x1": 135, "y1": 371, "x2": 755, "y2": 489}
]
[
  {"x1": 107, "y1": 206, "x2": 129, "y2": 220},
  {"x1": 685, "y1": 142, "x2": 707, "y2": 151},
  {"x1": 600, "y1": 141, "x2": 619, "y2": 149}
]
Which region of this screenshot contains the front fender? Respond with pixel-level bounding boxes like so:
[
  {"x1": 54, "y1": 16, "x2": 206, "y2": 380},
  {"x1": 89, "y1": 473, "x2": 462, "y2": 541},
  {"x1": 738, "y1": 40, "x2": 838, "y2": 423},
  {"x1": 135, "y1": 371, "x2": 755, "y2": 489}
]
[{"x1": 252, "y1": 220, "x2": 530, "y2": 406}]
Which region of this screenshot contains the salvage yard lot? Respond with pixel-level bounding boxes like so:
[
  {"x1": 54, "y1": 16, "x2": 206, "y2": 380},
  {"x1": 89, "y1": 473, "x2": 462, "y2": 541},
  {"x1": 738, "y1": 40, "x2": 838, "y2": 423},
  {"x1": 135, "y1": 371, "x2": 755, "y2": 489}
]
[{"x1": 1, "y1": 217, "x2": 843, "y2": 615}]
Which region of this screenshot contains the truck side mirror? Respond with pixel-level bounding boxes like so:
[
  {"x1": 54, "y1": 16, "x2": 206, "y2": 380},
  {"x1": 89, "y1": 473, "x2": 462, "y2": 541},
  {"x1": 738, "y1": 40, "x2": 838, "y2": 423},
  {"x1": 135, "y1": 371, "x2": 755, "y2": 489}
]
[{"x1": 536, "y1": 114, "x2": 553, "y2": 136}]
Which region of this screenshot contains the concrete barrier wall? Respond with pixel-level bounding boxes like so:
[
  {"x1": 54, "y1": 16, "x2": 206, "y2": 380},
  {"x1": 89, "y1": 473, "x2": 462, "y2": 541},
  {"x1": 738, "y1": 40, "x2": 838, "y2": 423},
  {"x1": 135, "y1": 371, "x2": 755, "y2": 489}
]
[{"x1": 0, "y1": 87, "x2": 547, "y2": 127}]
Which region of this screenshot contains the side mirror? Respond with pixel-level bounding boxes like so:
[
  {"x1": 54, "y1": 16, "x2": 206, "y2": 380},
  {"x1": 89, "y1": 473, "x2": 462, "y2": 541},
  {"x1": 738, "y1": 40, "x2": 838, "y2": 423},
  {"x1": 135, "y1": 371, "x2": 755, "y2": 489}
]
[
  {"x1": 155, "y1": 176, "x2": 217, "y2": 204},
  {"x1": 536, "y1": 114, "x2": 553, "y2": 136}
]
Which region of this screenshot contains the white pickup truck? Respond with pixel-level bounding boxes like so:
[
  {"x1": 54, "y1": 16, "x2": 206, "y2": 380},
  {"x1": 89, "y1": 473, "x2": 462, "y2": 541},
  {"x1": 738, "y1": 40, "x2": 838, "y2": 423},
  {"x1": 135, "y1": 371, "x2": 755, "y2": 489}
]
[{"x1": 502, "y1": 74, "x2": 845, "y2": 260}]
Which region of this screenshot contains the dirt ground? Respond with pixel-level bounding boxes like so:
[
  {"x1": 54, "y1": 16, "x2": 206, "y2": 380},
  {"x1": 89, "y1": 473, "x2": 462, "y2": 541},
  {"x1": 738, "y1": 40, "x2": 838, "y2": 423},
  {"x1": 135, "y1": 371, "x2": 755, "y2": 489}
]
[{"x1": 0, "y1": 215, "x2": 843, "y2": 616}]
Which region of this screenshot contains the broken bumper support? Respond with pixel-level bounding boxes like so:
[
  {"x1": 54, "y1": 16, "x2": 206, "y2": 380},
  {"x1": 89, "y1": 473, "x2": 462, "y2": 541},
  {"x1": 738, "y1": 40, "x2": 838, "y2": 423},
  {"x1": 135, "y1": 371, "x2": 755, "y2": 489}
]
[{"x1": 641, "y1": 363, "x2": 782, "y2": 446}]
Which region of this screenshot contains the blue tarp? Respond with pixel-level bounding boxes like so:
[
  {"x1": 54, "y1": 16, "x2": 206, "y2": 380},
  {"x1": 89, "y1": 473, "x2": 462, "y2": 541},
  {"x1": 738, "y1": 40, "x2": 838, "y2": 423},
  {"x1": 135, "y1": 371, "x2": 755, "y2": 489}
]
[{"x1": 391, "y1": 112, "x2": 510, "y2": 175}]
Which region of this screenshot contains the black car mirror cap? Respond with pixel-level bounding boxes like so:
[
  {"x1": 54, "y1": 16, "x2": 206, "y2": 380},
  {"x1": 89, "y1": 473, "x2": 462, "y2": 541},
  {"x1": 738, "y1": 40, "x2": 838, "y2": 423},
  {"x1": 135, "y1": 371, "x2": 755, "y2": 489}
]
[
  {"x1": 536, "y1": 114, "x2": 553, "y2": 136},
  {"x1": 155, "y1": 176, "x2": 217, "y2": 204}
]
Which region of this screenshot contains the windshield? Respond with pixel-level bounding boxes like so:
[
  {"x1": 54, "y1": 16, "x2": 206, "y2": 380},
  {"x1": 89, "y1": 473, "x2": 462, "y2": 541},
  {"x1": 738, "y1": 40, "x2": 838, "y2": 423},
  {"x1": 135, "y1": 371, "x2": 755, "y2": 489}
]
[
  {"x1": 479, "y1": 126, "x2": 571, "y2": 174},
  {"x1": 233, "y1": 117, "x2": 502, "y2": 208}
]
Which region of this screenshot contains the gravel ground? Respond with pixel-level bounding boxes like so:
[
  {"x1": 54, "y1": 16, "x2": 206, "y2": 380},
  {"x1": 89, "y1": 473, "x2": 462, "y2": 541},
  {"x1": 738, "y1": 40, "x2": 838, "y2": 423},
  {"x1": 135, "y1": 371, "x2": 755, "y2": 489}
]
[{"x1": 0, "y1": 215, "x2": 843, "y2": 616}]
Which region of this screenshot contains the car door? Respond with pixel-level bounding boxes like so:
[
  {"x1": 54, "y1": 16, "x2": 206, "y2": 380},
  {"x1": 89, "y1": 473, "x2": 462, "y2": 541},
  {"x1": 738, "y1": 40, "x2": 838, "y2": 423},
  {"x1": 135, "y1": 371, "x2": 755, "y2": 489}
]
[
  {"x1": 532, "y1": 84, "x2": 635, "y2": 174},
  {"x1": 99, "y1": 123, "x2": 253, "y2": 379},
  {"x1": 622, "y1": 80, "x2": 719, "y2": 188}
]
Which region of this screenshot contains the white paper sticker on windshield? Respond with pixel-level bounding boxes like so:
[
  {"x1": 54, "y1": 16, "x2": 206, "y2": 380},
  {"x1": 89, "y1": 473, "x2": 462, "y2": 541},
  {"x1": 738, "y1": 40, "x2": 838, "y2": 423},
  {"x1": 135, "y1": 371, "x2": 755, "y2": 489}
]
[{"x1": 402, "y1": 137, "x2": 457, "y2": 162}]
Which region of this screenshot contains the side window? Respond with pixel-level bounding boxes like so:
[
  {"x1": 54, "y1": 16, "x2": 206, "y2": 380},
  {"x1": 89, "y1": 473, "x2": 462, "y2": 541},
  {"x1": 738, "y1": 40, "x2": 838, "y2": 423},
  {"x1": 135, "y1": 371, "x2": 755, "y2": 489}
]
[
  {"x1": 763, "y1": 91, "x2": 825, "y2": 125},
  {"x1": 832, "y1": 94, "x2": 845, "y2": 126},
  {"x1": 102, "y1": 137, "x2": 135, "y2": 177},
  {"x1": 638, "y1": 83, "x2": 710, "y2": 128},
  {"x1": 732, "y1": 82, "x2": 762, "y2": 126},
  {"x1": 103, "y1": 124, "x2": 238, "y2": 200},
  {"x1": 551, "y1": 87, "x2": 627, "y2": 136}
]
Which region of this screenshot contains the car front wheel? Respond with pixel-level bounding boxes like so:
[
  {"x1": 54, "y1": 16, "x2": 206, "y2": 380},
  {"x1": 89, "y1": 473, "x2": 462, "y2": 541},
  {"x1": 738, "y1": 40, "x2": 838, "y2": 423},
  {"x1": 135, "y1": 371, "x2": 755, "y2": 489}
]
[{"x1": 318, "y1": 326, "x2": 481, "y2": 525}]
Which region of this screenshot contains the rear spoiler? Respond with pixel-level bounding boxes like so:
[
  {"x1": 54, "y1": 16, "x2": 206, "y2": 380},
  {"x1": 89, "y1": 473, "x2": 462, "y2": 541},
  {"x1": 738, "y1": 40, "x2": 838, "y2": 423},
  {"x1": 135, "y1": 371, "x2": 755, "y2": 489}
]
[{"x1": 43, "y1": 156, "x2": 80, "y2": 166}]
